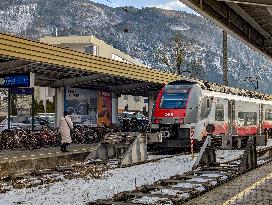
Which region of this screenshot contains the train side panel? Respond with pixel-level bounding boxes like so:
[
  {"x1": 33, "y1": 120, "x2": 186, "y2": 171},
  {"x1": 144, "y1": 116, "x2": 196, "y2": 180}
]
[{"x1": 150, "y1": 81, "x2": 272, "y2": 149}]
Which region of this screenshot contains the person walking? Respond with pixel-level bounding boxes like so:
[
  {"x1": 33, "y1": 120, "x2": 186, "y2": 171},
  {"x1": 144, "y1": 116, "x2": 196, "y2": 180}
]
[
  {"x1": 59, "y1": 111, "x2": 73, "y2": 152},
  {"x1": 122, "y1": 114, "x2": 130, "y2": 132},
  {"x1": 130, "y1": 113, "x2": 138, "y2": 132}
]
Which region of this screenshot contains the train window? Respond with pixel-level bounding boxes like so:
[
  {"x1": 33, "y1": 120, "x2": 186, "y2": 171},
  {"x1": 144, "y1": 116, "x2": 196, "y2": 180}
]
[
  {"x1": 160, "y1": 93, "x2": 189, "y2": 109},
  {"x1": 215, "y1": 104, "x2": 224, "y2": 121},
  {"x1": 206, "y1": 98, "x2": 210, "y2": 108},
  {"x1": 200, "y1": 98, "x2": 211, "y2": 119},
  {"x1": 238, "y1": 112, "x2": 245, "y2": 127},
  {"x1": 265, "y1": 109, "x2": 272, "y2": 121},
  {"x1": 238, "y1": 112, "x2": 257, "y2": 126}
]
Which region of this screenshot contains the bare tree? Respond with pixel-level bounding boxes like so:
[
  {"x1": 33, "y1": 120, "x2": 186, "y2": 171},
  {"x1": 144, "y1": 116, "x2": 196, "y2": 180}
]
[{"x1": 156, "y1": 33, "x2": 203, "y2": 78}]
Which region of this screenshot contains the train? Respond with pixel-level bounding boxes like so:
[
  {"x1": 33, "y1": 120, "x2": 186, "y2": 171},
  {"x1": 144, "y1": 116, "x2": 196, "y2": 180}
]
[{"x1": 150, "y1": 79, "x2": 272, "y2": 149}]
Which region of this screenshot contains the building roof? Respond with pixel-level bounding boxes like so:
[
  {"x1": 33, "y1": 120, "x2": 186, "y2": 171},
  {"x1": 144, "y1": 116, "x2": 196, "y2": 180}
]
[
  {"x1": 0, "y1": 32, "x2": 179, "y2": 96},
  {"x1": 39, "y1": 35, "x2": 145, "y2": 67}
]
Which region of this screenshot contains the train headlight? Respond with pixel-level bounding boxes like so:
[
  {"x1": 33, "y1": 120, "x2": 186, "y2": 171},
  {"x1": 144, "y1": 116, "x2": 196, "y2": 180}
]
[
  {"x1": 175, "y1": 118, "x2": 184, "y2": 124},
  {"x1": 154, "y1": 118, "x2": 160, "y2": 124}
]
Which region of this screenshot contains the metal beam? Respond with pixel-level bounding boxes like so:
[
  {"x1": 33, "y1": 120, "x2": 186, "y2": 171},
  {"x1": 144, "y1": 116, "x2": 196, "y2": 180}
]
[
  {"x1": 268, "y1": 7, "x2": 272, "y2": 15},
  {"x1": 226, "y1": 2, "x2": 271, "y2": 39},
  {"x1": 54, "y1": 74, "x2": 106, "y2": 87},
  {"x1": 180, "y1": 0, "x2": 272, "y2": 59},
  {"x1": 0, "y1": 59, "x2": 31, "y2": 71},
  {"x1": 264, "y1": 38, "x2": 272, "y2": 48},
  {"x1": 112, "y1": 82, "x2": 157, "y2": 93},
  {"x1": 218, "y1": 0, "x2": 272, "y2": 7}
]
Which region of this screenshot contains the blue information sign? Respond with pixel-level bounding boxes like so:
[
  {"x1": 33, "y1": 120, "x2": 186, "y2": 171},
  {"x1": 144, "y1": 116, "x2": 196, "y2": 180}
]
[
  {"x1": 11, "y1": 88, "x2": 33, "y2": 95},
  {"x1": 0, "y1": 74, "x2": 30, "y2": 88}
]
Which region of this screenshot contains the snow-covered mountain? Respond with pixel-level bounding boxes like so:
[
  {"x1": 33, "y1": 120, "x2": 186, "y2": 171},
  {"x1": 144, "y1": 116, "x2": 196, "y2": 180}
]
[{"x1": 0, "y1": 0, "x2": 271, "y2": 93}]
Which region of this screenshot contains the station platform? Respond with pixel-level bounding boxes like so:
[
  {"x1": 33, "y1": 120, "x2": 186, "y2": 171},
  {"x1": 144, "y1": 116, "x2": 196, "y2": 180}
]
[
  {"x1": 0, "y1": 143, "x2": 98, "y2": 178},
  {"x1": 185, "y1": 161, "x2": 272, "y2": 205}
]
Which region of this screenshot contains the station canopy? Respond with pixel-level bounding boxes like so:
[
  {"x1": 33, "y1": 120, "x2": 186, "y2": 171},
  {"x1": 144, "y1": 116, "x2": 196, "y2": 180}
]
[
  {"x1": 0, "y1": 33, "x2": 179, "y2": 96},
  {"x1": 181, "y1": 0, "x2": 272, "y2": 59}
]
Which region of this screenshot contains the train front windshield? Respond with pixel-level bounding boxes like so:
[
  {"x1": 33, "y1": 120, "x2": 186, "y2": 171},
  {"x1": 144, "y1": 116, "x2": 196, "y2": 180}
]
[{"x1": 160, "y1": 84, "x2": 192, "y2": 109}]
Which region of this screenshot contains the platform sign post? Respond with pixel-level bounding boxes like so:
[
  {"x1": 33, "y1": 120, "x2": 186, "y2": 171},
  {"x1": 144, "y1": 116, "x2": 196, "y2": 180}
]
[
  {"x1": 0, "y1": 73, "x2": 34, "y2": 130},
  {"x1": 7, "y1": 88, "x2": 11, "y2": 130},
  {"x1": 10, "y1": 87, "x2": 34, "y2": 130},
  {"x1": 31, "y1": 88, "x2": 35, "y2": 131}
]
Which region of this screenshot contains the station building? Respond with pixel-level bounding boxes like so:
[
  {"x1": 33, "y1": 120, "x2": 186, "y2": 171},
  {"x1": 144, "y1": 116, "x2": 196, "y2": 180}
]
[
  {"x1": 39, "y1": 35, "x2": 148, "y2": 115},
  {"x1": 39, "y1": 35, "x2": 148, "y2": 123}
]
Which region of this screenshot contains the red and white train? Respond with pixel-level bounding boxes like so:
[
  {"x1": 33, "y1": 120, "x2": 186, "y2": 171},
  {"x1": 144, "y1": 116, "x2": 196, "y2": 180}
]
[{"x1": 151, "y1": 80, "x2": 272, "y2": 148}]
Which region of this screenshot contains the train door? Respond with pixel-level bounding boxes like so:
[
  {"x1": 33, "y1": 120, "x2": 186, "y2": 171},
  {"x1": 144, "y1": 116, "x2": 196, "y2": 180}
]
[
  {"x1": 228, "y1": 100, "x2": 235, "y2": 135},
  {"x1": 213, "y1": 98, "x2": 228, "y2": 135}
]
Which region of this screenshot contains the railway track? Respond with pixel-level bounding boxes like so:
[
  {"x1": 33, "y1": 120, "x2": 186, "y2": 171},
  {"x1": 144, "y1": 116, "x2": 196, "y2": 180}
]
[
  {"x1": 0, "y1": 132, "x2": 192, "y2": 194},
  {"x1": 0, "y1": 137, "x2": 270, "y2": 202},
  {"x1": 90, "y1": 145, "x2": 272, "y2": 205},
  {"x1": 0, "y1": 162, "x2": 109, "y2": 193},
  {"x1": 0, "y1": 151, "x2": 188, "y2": 194}
]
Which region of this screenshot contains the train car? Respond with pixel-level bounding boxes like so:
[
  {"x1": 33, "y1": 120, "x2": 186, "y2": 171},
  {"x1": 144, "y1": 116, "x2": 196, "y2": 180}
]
[{"x1": 150, "y1": 79, "x2": 272, "y2": 149}]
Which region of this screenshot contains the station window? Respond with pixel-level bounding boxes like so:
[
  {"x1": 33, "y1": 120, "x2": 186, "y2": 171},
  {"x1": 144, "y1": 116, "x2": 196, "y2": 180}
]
[
  {"x1": 200, "y1": 97, "x2": 211, "y2": 120},
  {"x1": 215, "y1": 104, "x2": 224, "y2": 121},
  {"x1": 206, "y1": 98, "x2": 210, "y2": 108},
  {"x1": 238, "y1": 112, "x2": 257, "y2": 126},
  {"x1": 265, "y1": 109, "x2": 272, "y2": 121},
  {"x1": 123, "y1": 95, "x2": 128, "y2": 100},
  {"x1": 134, "y1": 96, "x2": 141, "y2": 103},
  {"x1": 85, "y1": 45, "x2": 98, "y2": 55}
]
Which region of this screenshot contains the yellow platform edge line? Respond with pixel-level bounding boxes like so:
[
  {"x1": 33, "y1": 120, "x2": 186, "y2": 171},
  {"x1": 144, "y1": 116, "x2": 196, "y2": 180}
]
[{"x1": 223, "y1": 172, "x2": 272, "y2": 205}]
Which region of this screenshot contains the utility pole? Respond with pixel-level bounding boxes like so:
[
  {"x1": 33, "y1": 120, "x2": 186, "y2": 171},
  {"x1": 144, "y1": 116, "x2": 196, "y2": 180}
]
[{"x1": 223, "y1": 30, "x2": 228, "y2": 86}]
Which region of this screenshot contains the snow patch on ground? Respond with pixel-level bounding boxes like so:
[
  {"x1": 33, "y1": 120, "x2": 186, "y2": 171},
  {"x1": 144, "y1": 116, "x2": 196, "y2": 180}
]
[
  {"x1": 132, "y1": 196, "x2": 172, "y2": 204},
  {"x1": 216, "y1": 150, "x2": 244, "y2": 163},
  {"x1": 0, "y1": 199, "x2": 12, "y2": 205},
  {"x1": 148, "y1": 154, "x2": 173, "y2": 160},
  {"x1": 173, "y1": 182, "x2": 205, "y2": 191}
]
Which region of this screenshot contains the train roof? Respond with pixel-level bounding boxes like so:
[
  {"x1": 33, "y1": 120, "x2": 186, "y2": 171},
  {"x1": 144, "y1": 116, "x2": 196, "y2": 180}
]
[
  {"x1": 204, "y1": 91, "x2": 272, "y2": 105},
  {"x1": 169, "y1": 78, "x2": 271, "y2": 101}
]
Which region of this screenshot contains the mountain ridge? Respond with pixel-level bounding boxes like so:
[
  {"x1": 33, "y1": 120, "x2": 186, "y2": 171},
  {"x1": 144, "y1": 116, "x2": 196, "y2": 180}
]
[{"x1": 0, "y1": 0, "x2": 271, "y2": 93}]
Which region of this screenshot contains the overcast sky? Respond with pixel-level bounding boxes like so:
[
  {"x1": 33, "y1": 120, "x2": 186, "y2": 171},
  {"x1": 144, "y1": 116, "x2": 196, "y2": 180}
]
[{"x1": 90, "y1": 0, "x2": 197, "y2": 14}]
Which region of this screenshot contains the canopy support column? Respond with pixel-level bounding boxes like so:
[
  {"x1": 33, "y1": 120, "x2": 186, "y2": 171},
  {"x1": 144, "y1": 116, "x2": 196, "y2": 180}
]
[
  {"x1": 55, "y1": 87, "x2": 65, "y2": 128},
  {"x1": 111, "y1": 93, "x2": 119, "y2": 124},
  {"x1": 148, "y1": 92, "x2": 155, "y2": 124}
]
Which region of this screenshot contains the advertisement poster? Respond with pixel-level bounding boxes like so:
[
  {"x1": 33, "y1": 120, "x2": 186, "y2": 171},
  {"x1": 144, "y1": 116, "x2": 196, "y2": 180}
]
[
  {"x1": 65, "y1": 87, "x2": 98, "y2": 124},
  {"x1": 98, "y1": 91, "x2": 112, "y2": 125}
]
